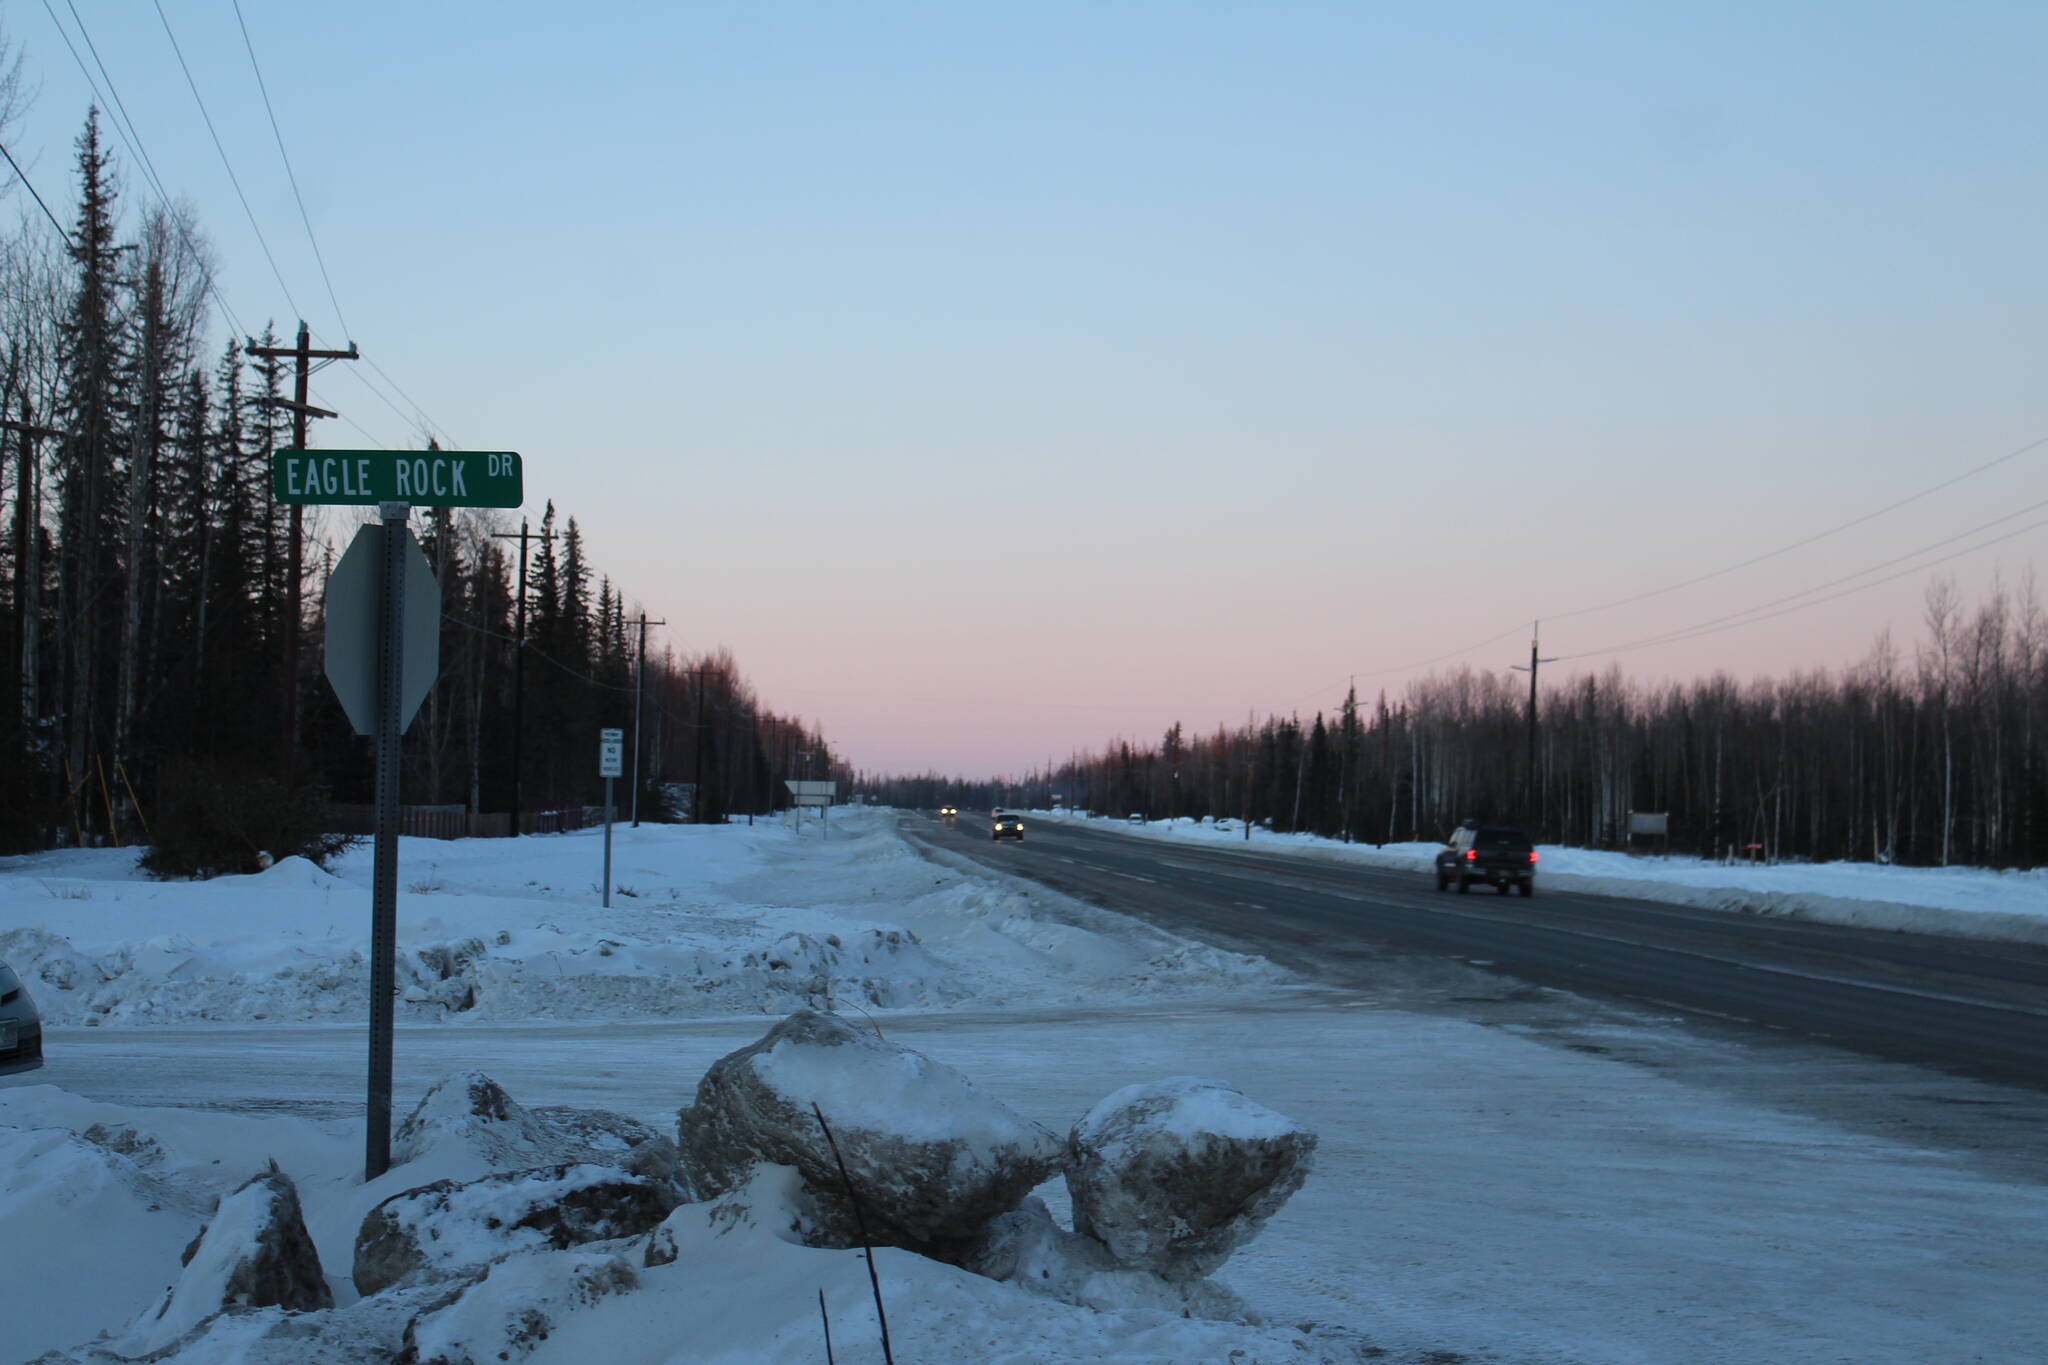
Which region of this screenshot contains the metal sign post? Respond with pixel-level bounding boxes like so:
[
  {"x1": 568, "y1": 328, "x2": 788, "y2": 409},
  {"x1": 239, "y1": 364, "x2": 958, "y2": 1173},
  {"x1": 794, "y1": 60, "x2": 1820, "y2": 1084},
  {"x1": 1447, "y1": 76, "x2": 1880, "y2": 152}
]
[
  {"x1": 784, "y1": 780, "x2": 837, "y2": 840},
  {"x1": 600, "y1": 729, "x2": 624, "y2": 907},
  {"x1": 288, "y1": 446, "x2": 521, "y2": 1184},
  {"x1": 365, "y1": 500, "x2": 410, "y2": 1182}
]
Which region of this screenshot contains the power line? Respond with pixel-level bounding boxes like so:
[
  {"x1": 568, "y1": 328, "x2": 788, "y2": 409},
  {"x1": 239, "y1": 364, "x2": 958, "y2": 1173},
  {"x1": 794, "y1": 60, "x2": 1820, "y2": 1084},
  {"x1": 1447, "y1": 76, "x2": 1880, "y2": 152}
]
[
  {"x1": 363, "y1": 354, "x2": 455, "y2": 445},
  {"x1": 1559, "y1": 496, "x2": 2048, "y2": 662},
  {"x1": 151, "y1": 0, "x2": 302, "y2": 322},
  {"x1": 1542, "y1": 429, "x2": 2048, "y2": 625},
  {"x1": 230, "y1": 0, "x2": 347, "y2": 342},
  {"x1": 37, "y1": 0, "x2": 250, "y2": 341},
  {"x1": 0, "y1": 136, "x2": 71, "y2": 242},
  {"x1": 439, "y1": 612, "x2": 641, "y2": 695},
  {"x1": 325, "y1": 359, "x2": 424, "y2": 433},
  {"x1": 1264, "y1": 425, "x2": 2048, "y2": 711},
  {"x1": 308, "y1": 386, "x2": 387, "y2": 448},
  {"x1": 319, "y1": 345, "x2": 452, "y2": 446},
  {"x1": 43, "y1": 0, "x2": 454, "y2": 456},
  {"x1": 52, "y1": 1, "x2": 167, "y2": 200},
  {"x1": 1273, "y1": 621, "x2": 1530, "y2": 714}
]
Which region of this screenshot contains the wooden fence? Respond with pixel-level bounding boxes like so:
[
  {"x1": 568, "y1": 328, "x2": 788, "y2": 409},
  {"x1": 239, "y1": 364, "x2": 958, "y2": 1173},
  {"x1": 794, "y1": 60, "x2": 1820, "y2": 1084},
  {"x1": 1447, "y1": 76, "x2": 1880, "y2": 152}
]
[{"x1": 328, "y1": 804, "x2": 609, "y2": 840}]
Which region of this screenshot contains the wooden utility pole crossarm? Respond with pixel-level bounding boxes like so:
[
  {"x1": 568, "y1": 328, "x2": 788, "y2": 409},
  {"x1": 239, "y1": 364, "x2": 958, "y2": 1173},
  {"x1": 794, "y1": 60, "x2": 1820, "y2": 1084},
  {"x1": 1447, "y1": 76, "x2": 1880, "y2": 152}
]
[
  {"x1": 261, "y1": 397, "x2": 339, "y2": 420},
  {"x1": 247, "y1": 322, "x2": 361, "y2": 770}
]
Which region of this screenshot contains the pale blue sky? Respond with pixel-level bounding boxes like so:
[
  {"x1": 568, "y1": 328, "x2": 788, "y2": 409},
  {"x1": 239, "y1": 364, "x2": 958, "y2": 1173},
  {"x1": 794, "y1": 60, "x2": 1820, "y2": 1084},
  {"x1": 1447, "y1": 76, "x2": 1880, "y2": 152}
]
[{"x1": 8, "y1": 2, "x2": 2046, "y2": 773}]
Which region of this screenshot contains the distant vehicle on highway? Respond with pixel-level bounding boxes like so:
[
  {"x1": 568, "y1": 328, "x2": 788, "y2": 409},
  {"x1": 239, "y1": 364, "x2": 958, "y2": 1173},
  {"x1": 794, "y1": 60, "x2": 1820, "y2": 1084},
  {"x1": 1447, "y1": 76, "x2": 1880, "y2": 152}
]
[
  {"x1": 992, "y1": 813, "x2": 1025, "y2": 842},
  {"x1": 0, "y1": 958, "x2": 44, "y2": 1075},
  {"x1": 1437, "y1": 821, "x2": 1537, "y2": 896},
  {"x1": 939, "y1": 805, "x2": 957, "y2": 819},
  {"x1": 1127, "y1": 812, "x2": 1144, "y2": 824}
]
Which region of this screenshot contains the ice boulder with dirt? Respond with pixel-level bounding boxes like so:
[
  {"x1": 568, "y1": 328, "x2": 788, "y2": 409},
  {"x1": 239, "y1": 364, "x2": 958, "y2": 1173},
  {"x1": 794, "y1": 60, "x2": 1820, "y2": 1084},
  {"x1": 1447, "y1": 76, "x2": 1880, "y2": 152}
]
[
  {"x1": 642, "y1": 1163, "x2": 828, "y2": 1266},
  {"x1": 118, "y1": 1161, "x2": 332, "y2": 1356},
  {"x1": 676, "y1": 1008, "x2": 1065, "y2": 1258},
  {"x1": 966, "y1": 1195, "x2": 1257, "y2": 1322},
  {"x1": 392, "y1": 1070, "x2": 675, "y2": 1183},
  {"x1": 396, "y1": 1247, "x2": 641, "y2": 1365},
  {"x1": 1067, "y1": 1076, "x2": 1316, "y2": 1280},
  {"x1": 353, "y1": 1163, "x2": 678, "y2": 1295}
]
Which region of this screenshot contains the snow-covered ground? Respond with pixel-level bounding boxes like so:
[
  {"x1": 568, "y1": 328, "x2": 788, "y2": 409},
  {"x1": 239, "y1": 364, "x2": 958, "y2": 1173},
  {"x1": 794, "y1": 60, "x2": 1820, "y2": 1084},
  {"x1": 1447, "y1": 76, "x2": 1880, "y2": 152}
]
[
  {"x1": 1040, "y1": 810, "x2": 2048, "y2": 944},
  {"x1": 0, "y1": 810, "x2": 1282, "y2": 1028},
  {"x1": 5, "y1": 808, "x2": 2046, "y2": 1363}
]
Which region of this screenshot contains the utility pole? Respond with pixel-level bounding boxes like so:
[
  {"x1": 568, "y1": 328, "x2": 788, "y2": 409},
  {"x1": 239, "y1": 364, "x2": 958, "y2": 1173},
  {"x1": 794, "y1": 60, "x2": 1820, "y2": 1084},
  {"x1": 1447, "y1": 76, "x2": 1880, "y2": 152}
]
[
  {"x1": 1243, "y1": 708, "x2": 1254, "y2": 841},
  {"x1": 248, "y1": 322, "x2": 358, "y2": 769},
  {"x1": 1511, "y1": 622, "x2": 1558, "y2": 833},
  {"x1": 694, "y1": 670, "x2": 716, "y2": 823},
  {"x1": 491, "y1": 519, "x2": 553, "y2": 836},
  {"x1": 663, "y1": 664, "x2": 714, "y2": 822},
  {"x1": 3, "y1": 409, "x2": 64, "y2": 726},
  {"x1": 626, "y1": 614, "x2": 666, "y2": 826}
]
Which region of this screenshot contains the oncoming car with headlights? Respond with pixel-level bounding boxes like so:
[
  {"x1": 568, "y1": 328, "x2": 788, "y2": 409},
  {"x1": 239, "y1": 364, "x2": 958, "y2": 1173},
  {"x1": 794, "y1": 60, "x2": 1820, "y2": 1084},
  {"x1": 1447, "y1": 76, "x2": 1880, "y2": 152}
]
[{"x1": 992, "y1": 813, "x2": 1025, "y2": 842}]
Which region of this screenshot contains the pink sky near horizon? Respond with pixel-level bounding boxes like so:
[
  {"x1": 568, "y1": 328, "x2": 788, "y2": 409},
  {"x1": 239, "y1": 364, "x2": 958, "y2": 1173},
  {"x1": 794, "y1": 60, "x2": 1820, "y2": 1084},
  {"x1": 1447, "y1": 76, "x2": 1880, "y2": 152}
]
[
  {"x1": 13, "y1": 2, "x2": 2045, "y2": 778},
  {"x1": 604, "y1": 446, "x2": 2045, "y2": 776}
]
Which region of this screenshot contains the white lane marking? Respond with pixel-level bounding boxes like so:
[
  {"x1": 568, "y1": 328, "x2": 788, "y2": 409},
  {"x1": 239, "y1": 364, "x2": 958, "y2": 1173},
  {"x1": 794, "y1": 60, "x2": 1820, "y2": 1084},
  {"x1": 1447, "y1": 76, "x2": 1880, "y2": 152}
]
[
  {"x1": 1632, "y1": 997, "x2": 1759, "y2": 1026},
  {"x1": 1416, "y1": 905, "x2": 2048, "y2": 1020},
  {"x1": 1109, "y1": 870, "x2": 1158, "y2": 884},
  {"x1": 1069, "y1": 823, "x2": 2038, "y2": 1016},
  {"x1": 1055, "y1": 827, "x2": 2044, "y2": 1018},
  {"x1": 1233, "y1": 901, "x2": 1268, "y2": 910}
]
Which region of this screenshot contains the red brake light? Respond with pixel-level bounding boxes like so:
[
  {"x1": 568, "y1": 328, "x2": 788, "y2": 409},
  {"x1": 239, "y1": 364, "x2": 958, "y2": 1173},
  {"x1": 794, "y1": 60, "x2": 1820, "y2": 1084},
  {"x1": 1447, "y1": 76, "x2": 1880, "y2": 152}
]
[
  {"x1": 1464, "y1": 848, "x2": 1476, "y2": 861},
  {"x1": 1529, "y1": 850, "x2": 1539, "y2": 864}
]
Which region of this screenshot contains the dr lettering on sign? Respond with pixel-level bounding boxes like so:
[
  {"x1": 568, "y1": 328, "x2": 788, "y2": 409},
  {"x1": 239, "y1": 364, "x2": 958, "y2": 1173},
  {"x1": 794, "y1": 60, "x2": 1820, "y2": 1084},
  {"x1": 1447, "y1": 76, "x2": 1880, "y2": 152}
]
[{"x1": 271, "y1": 450, "x2": 523, "y2": 509}]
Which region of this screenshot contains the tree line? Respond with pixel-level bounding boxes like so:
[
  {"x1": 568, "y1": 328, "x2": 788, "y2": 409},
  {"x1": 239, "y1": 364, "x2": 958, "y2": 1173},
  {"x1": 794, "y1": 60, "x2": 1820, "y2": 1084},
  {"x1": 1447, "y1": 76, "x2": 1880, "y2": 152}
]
[
  {"x1": 873, "y1": 579, "x2": 2047, "y2": 869},
  {"x1": 0, "y1": 107, "x2": 845, "y2": 854}
]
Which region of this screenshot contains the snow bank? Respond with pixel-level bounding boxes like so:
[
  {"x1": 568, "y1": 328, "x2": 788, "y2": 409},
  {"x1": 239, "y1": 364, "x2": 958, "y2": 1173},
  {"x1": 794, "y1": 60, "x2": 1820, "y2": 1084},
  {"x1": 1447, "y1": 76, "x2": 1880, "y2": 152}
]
[
  {"x1": 3, "y1": 1068, "x2": 1361, "y2": 1364},
  {"x1": 0, "y1": 1122, "x2": 208, "y2": 1358},
  {"x1": 0, "y1": 809, "x2": 1284, "y2": 1028},
  {"x1": 1051, "y1": 811, "x2": 2048, "y2": 944}
]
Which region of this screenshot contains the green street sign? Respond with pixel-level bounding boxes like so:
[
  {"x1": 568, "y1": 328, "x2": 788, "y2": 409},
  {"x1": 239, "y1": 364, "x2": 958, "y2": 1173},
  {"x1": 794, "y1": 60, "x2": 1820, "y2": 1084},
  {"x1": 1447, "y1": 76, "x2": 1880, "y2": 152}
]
[{"x1": 272, "y1": 449, "x2": 523, "y2": 508}]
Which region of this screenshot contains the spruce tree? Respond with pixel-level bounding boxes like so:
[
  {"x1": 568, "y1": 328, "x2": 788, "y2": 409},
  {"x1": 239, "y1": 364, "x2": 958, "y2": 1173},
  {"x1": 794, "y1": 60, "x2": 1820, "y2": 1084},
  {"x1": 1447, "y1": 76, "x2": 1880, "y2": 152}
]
[{"x1": 53, "y1": 109, "x2": 128, "y2": 826}]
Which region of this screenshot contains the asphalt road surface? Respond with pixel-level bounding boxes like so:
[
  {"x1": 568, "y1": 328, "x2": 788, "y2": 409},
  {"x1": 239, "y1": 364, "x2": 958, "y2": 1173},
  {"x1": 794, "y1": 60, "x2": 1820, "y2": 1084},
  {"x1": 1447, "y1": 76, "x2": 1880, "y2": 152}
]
[{"x1": 914, "y1": 811, "x2": 2048, "y2": 1091}]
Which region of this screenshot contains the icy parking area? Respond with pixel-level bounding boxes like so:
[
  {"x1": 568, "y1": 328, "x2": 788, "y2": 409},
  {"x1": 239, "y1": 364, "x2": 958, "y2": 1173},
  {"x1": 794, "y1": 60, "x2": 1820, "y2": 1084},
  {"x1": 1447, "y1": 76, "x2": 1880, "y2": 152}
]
[
  {"x1": 0, "y1": 809, "x2": 1284, "y2": 1027},
  {"x1": 1051, "y1": 812, "x2": 2048, "y2": 944}
]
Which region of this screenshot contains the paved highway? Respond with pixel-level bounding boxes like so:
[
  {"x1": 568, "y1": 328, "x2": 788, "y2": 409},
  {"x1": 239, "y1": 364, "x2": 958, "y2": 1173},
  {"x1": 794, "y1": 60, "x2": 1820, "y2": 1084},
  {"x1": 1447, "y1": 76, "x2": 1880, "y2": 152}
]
[{"x1": 913, "y1": 810, "x2": 2048, "y2": 1090}]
